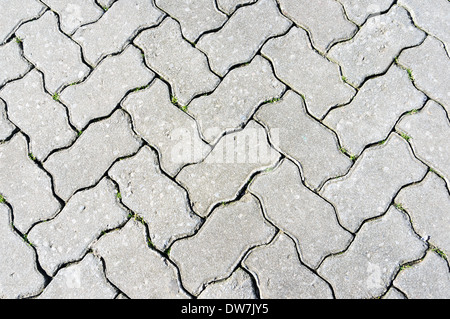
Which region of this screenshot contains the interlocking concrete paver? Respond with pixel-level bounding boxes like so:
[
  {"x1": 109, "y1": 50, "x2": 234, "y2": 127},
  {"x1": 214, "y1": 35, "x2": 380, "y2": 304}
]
[
  {"x1": 0, "y1": 134, "x2": 60, "y2": 233},
  {"x1": 60, "y1": 45, "x2": 154, "y2": 130},
  {"x1": 338, "y1": 0, "x2": 396, "y2": 25},
  {"x1": 16, "y1": 11, "x2": 90, "y2": 94},
  {"x1": 37, "y1": 253, "x2": 117, "y2": 299},
  {"x1": 72, "y1": 0, "x2": 164, "y2": 66},
  {"x1": 0, "y1": 0, "x2": 45, "y2": 44},
  {"x1": 155, "y1": 0, "x2": 227, "y2": 43},
  {"x1": 135, "y1": 17, "x2": 220, "y2": 106},
  {"x1": 249, "y1": 159, "x2": 352, "y2": 269},
  {"x1": 255, "y1": 90, "x2": 352, "y2": 190},
  {"x1": 382, "y1": 287, "x2": 406, "y2": 299},
  {"x1": 188, "y1": 55, "x2": 285, "y2": 144},
  {"x1": 318, "y1": 206, "x2": 427, "y2": 299},
  {"x1": 108, "y1": 147, "x2": 201, "y2": 251},
  {"x1": 0, "y1": 70, "x2": 77, "y2": 161},
  {"x1": 393, "y1": 251, "x2": 450, "y2": 299},
  {"x1": 197, "y1": 268, "x2": 257, "y2": 299},
  {"x1": 176, "y1": 120, "x2": 280, "y2": 217},
  {"x1": 0, "y1": 203, "x2": 46, "y2": 299},
  {"x1": 28, "y1": 178, "x2": 128, "y2": 276},
  {"x1": 170, "y1": 194, "x2": 275, "y2": 295},
  {"x1": 216, "y1": 0, "x2": 256, "y2": 14},
  {"x1": 0, "y1": 41, "x2": 30, "y2": 88},
  {"x1": 277, "y1": 0, "x2": 357, "y2": 53},
  {"x1": 328, "y1": 5, "x2": 425, "y2": 87},
  {"x1": 0, "y1": 100, "x2": 15, "y2": 141},
  {"x1": 396, "y1": 101, "x2": 450, "y2": 186},
  {"x1": 93, "y1": 219, "x2": 189, "y2": 299},
  {"x1": 398, "y1": 37, "x2": 450, "y2": 113},
  {"x1": 197, "y1": 0, "x2": 292, "y2": 76},
  {"x1": 244, "y1": 233, "x2": 333, "y2": 299},
  {"x1": 324, "y1": 65, "x2": 427, "y2": 156},
  {"x1": 262, "y1": 27, "x2": 356, "y2": 119},
  {"x1": 321, "y1": 133, "x2": 427, "y2": 233},
  {"x1": 122, "y1": 79, "x2": 210, "y2": 176},
  {"x1": 43, "y1": 110, "x2": 141, "y2": 201}
]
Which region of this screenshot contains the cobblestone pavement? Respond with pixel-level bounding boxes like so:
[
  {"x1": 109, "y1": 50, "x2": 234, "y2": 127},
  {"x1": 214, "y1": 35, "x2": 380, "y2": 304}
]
[{"x1": 0, "y1": 0, "x2": 449, "y2": 300}]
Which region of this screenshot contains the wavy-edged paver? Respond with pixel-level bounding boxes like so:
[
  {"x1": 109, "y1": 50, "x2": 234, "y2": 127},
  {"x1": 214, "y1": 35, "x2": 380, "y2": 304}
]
[
  {"x1": 262, "y1": 27, "x2": 356, "y2": 119},
  {"x1": 93, "y1": 219, "x2": 189, "y2": 299},
  {"x1": 338, "y1": 0, "x2": 396, "y2": 25},
  {"x1": 43, "y1": 110, "x2": 141, "y2": 201},
  {"x1": 108, "y1": 146, "x2": 201, "y2": 251},
  {"x1": 122, "y1": 79, "x2": 210, "y2": 176},
  {"x1": 277, "y1": 0, "x2": 357, "y2": 52},
  {"x1": 398, "y1": 37, "x2": 450, "y2": 113},
  {"x1": 155, "y1": 0, "x2": 227, "y2": 43},
  {"x1": 396, "y1": 101, "x2": 450, "y2": 186},
  {"x1": 188, "y1": 55, "x2": 285, "y2": 144},
  {"x1": 255, "y1": 90, "x2": 352, "y2": 190},
  {"x1": 198, "y1": 268, "x2": 257, "y2": 299},
  {"x1": 393, "y1": 251, "x2": 450, "y2": 299},
  {"x1": 244, "y1": 233, "x2": 333, "y2": 299},
  {"x1": 176, "y1": 120, "x2": 280, "y2": 217},
  {"x1": 60, "y1": 45, "x2": 154, "y2": 130},
  {"x1": 0, "y1": 69, "x2": 77, "y2": 161},
  {"x1": 383, "y1": 287, "x2": 406, "y2": 299},
  {"x1": 0, "y1": 40, "x2": 30, "y2": 88},
  {"x1": 37, "y1": 253, "x2": 117, "y2": 299},
  {"x1": 249, "y1": 159, "x2": 353, "y2": 269},
  {"x1": 197, "y1": 0, "x2": 292, "y2": 76},
  {"x1": 72, "y1": 0, "x2": 164, "y2": 66},
  {"x1": 0, "y1": 134, "x2": 60, "y2": 233},
  {"x1": 135, "y1": 17, "x2": 220, "y2": 106},
  {"x1": 318, "y1": 206, "x2": 427, "y2": 299},
  {"x1": 328, "y1": 5, "x2": 425, "y2": 87},
  {"x1": 324, "y1": 65, "x2": 426, "y2": 156},
  {"x1": 216, "y1": 0, "x2": 256, "y2": 14},
  {"x1": 28, "y1": 178, "x2": 128, "y2": 276},
  {"x1": 321, "y1": 133, "x2": 427, "y2": 233},
  {"x1": 16, "y1": 11, "x2": 90, "y2": 94},
  {"x1": 0, "y1": 100, "x2": 15, "y2": 141},
  {"x1": 170, "y1": 193, "x2": 275, "y2": 296}
]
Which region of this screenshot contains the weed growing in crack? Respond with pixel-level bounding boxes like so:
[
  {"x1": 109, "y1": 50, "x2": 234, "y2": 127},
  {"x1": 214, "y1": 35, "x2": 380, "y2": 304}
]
[
  {"x1": 341, "y1": 76, "x2": 348, "y2": 83},
  {"x1": 171, "y1": 96, "x2": 178, "y2": 105},
  {"x1": 147, "y1": 237, "x2": 156, "y2": 249},
  {"x1": 0, "y1": 194, "x2": 5, "y2": 203},
  {"x1": 52, "y1": 93, "x2": 60, "y2": 101},
  {"x1": 116, "y1": 192, "x2": 122, "y2": 199},
  {"x1": 394, "y1": 203, "x2": 405, "y2": 211},
  {"x1": 164, "y1": 247, "x2": 171, "y2": 256},
  {"x1": 15, "y1": 37, "x2": 23, "y2": 44},
  {"x1": 133, "y1": 85, "x2": 149, "y2": 92},
  {"x1": 22, "y1": 234, "x2": 34, "y2": 247},
  {"x1": 399, "y1": 132, "x2": 412, "y2": 142},
  {"x1": 407, "y1": 69, "x2": 414, "y2": 81},
  {"x1": 408, "y1": 109, "x2": 419, "y2": 115},
  {"x1": 265, "y1": 97, "x2": 281, "y2": 104},
  {"x1": 432, "y1": 247, "x2": 447, "y2": 260},
  {"x1": 77, "y1": 130, "x2": 83, "y2": 136},
  {"x1": 339, "y1": 147, "x2": 347, "y2": 154},
  {"x1": 28, "y1": 153, "x2": 36, "y2": 161},
  {"x1": 181, "y1": 105, "x2": 188, "y2": 112}
]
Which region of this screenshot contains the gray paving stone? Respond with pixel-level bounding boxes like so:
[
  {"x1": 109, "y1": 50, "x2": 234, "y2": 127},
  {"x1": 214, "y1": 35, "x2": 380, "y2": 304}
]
[
  {"x1": 197, "y1": 268, "x2": 257, "y2": 299},
  {"x1": 135, "y1": 18, "x2": 220, "y2": 106},
  {"x1": 244, "y1": 233, "x2": 333, "y2": 299},
  {"x1": 382, "y1": 287, "x2": 406, "y2": 299},
  {"x1": 43, "y1": 110, "x2": 141, "y2": 201},
  {"x1": 277, "y1": 0, "x2": 357, "y2": 53},
  {"x1": 0, "y1": 134, "x2": 60, "y2": 233},
  {"x1": 16, "y1": 11, "x2": 90, "y2": 94},
  {"x1": 41, "y1": 0, "x2": 104, "y2": 35},
  {"x1": 170, "y1": 193, "x2": 275, "y2": 295},
  {"x1": 0, "y1": 41, "x2": 30, "y2": 88},
  {"x1": 37, "y1": 253, "x2": 117, "y2": 299},
  {"x1": 60, "y1": 45, "x2": 154, "y2": 130},
  {"x1": 324, "y1": 65, "x2": 427, "y2": 156},
  {"x1": 216, "y1": 0, "x2": 256, "y2": 14},
  {"x1": 396, "y1": 101, "x2": 450, "y2": 186},
  {"x1": 155, "y1": 0, "x2": 227, "y2": 43},
  {"x1": 255, "y1": 90, "x2": 352, "y2": 190},
  {"x1": 318, "y1": 206, "x2": 427, "y2": 299},
  {"x1": 28, "y1": 178, "x2": 128, "y2": 276},
  {"x1": 176, "y1": 120, "x2": 280, "y2": 217},
  {"x1": 72, "y1": 0, "x2": 164, "y2": 66},
  {"x1": 0, "y1": 0, "x2": 45, "y2": 44},
  {"x1": 394, "y1": 251, "x2": 450, "y2": 299},
  {"x1": 395, "y1": 172, "x2": 450, "y2": 258},
  {"x1": 249, "y1": 159, "x2": 352, "y2": 269},
  {"x1": 328, "y1": 5, "x2": 425, "y2": 87},
  {"x1": 0, "y1": 203, "x2": 46, "y2": 299},
  {"x1": 0, "y1": 100, "x2": 15, "y2": 141},
  {"x1": 0, "y1": 70, "x2": 77, "y2": 161},
  {"x1": 197, "y1": 0, "x2": 292, "y2": 76},
  {"x1": 398, "y1": 37, "x2": 450, "y2": 113},
  {"x1": 338, "y1": 0, "x2": 396, "y2": 25},
  {"x1": 122, "y1": 79, "x2": 210, "y2": 176},
  {"x1": 188, "y1": 55, "x2": 285, "y2": 144},
  {"x1": 321, "y1": 133, "x2": 427, "y2": 233},
  {"x1": 93, "y1": 219, "x2": 189, "y2": 299},
  {"x1": 262, "y1": 27, "x2": 356, "y2": 119},
  {"x1": 108, "y1": 147, "x2": 201, "y2": 251},
  {"x1": 399, "y1": 0, "x2": 450, "y2": 54}
]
